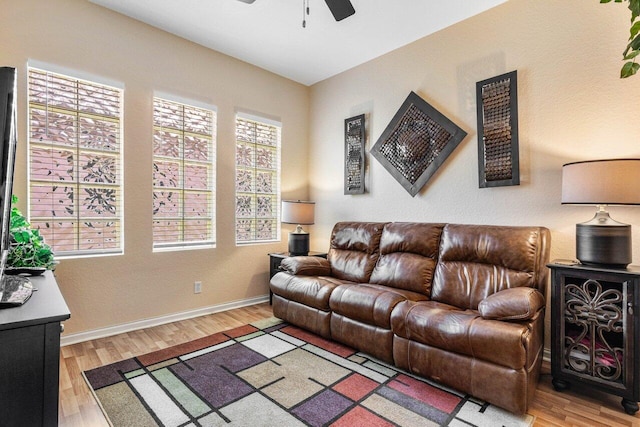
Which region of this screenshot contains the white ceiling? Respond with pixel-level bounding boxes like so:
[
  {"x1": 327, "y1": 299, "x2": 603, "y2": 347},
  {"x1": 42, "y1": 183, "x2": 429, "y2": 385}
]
[{"x1": 89, "y1": 0, "x2": 508, "y2": 86}]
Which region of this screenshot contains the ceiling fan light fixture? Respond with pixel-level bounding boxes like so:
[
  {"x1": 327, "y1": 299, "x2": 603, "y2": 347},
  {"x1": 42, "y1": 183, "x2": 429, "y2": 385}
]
[
  {"x1": 324, "y1": 0, "x2": 355, "y2": 21},
  {"x1": 235, "y1": 0, "x2": 355, "y2": 25},
  {"x1": 302, "y1": 0, "x2": 309, "y2": 28}
]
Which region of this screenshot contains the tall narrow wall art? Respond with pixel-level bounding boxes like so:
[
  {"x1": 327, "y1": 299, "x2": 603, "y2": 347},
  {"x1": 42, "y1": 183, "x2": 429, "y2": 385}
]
[
  {"x1": 344, "y1": 114, "x2": 366, "y2": 194},
  {"x1": 476, "y1": 71, "x2": 519, "y2": 188}
]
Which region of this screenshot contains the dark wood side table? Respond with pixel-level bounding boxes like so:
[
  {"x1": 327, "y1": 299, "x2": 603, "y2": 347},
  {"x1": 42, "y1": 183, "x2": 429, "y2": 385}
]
[
  {"x1": 268, "y1": 251, "x2": 327, "y2": 304},
  {"x1": 548, "y1": 261, "x2": 640, "y2": 415}
]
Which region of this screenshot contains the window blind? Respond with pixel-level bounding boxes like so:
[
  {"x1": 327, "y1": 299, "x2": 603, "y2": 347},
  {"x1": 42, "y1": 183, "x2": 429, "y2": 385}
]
[
  {"x1": 28, "y1": 67, "x2": 123, "y2": 256},
  {"x1": 235, "y1": 114, "x2": 281, "y2": 245},
  {"x1": 152, "y1": 97, "x2": 216, "y2": 250}
]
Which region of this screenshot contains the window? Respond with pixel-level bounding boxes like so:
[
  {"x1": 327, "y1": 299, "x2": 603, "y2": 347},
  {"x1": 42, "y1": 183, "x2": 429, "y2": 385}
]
[
  {"x1": 152, "y1": 97, "x2": 216, "y2": 250},
  {"x1": 27, "y1": 67, "x2": 123, "y2": 257},
  {"x1": 235, "y1": 113, "x2": 281, "y2": 245}
]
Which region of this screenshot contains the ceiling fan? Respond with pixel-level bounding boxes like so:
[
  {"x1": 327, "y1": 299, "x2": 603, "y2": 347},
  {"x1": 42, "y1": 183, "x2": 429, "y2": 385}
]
[{"x1": 236, "y1": 0, "x2": 356, "y2": 22}]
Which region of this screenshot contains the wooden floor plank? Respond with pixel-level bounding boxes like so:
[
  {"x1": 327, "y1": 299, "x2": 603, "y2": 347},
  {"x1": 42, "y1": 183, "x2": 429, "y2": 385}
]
[{"x1": 57, "y1": 303, "x2": 640, "y2": 426}]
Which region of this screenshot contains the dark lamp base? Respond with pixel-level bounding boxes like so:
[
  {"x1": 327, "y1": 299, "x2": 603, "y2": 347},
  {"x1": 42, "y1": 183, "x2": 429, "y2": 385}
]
[
  {"x1": 576, "y1": 212, "x2": 632, "y2": 268},
  {"x1": 288, "y1": 232, "x2": 309, "y2": 256}
]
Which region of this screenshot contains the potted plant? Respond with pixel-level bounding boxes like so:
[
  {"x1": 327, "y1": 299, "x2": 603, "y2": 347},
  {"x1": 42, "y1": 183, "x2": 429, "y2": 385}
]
[{"x1": 7, "y1": 195, "x2": 56, "y2": 270}]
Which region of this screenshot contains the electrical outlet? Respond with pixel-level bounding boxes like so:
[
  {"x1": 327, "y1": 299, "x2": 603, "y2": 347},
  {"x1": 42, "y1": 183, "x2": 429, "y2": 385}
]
[{"x1": 194, "y1": 281, "x2": 202, "y2": 294}]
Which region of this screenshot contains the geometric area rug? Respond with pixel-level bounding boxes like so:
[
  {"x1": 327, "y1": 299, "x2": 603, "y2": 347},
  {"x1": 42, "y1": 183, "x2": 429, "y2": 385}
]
[{"x1": 83, "y1": 317, "x2": 535, "y2": 427}]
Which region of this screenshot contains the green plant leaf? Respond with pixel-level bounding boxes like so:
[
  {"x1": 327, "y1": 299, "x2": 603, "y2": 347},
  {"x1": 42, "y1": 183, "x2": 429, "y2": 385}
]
[
  {"x1": 14, "y1": 230, "x2": 30, "y2": 243},
  {"x1": 621, "y1": 60, "x2": 640, "y2": 77},
  {"x1": 624, "y1": 50, "x2": 640, "y2": 59},
  {"x1": 630, "y1": 0, "x2": 640, "y2": 20},
  {"x1": 631, "y1": 21, "x2": 640, "y2": 39}
]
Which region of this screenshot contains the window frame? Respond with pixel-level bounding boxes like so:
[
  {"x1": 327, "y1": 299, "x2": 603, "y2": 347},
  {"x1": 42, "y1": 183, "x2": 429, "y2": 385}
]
[
  {"x1": 234, "y1": 112, "x2": 281, "y2": 246},
  {"x1": 152, "y1": 94, "x2": 217, "y2": 252},
  {"x1": 27, "y1": 64, "x2": 125, "y2": 259}
]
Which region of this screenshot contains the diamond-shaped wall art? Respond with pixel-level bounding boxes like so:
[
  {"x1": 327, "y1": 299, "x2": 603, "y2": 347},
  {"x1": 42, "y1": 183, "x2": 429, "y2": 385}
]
[{"x1": 370, "y1": 91, "x2": 467, "y2": 197}]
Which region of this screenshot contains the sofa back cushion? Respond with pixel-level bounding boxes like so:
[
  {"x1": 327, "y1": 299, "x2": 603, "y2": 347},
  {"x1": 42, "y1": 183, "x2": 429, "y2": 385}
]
[
  {"x1": 431, "y1": 224, "x2": 550, "y2": 310},
  {"x1": 369, "y1": 222, "x2": 445, "y2": 295},
  {"x1": 328, "y1": 222, "x2": 388, "y2": 282}
]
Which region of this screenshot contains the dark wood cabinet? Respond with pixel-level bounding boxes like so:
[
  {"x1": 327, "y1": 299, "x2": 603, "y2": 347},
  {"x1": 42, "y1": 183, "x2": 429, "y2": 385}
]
[
  {"x1": 0, "y1": 271, "x2": 71, "y2": 426},
  {"x1": 268, "y1": 252, "x2": 327, "y2": 304},
  {"x1": 549, "y1": 261, "x2": 640, "y2": 415}
]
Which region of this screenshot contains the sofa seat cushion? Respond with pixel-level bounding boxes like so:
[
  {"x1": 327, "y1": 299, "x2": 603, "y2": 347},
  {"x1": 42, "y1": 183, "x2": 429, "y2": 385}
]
[
  {"x1": 270, "y1": 272, "x2": 351, "y2": 311},
  {"x1": 391, "y1": 300, "x2": 536, "y2": 370},
  {"x1": 329, "y1": 284, "x2": 428, "y2": 329}
]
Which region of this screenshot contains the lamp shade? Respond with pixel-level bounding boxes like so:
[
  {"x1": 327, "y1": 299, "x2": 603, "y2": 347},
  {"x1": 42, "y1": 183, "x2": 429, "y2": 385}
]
[
  {"x1": 562, "y1": 159, "x2": 640, "y2": 205},
  {"x1": 281, "y1": 200, "x2": 315, "y2": 225}
]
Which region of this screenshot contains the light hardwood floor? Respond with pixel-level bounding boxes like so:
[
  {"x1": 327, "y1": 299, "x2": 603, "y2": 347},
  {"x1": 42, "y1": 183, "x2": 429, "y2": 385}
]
[{"x1": 59, "y1": 303, "x2": 640, "y2": 427}]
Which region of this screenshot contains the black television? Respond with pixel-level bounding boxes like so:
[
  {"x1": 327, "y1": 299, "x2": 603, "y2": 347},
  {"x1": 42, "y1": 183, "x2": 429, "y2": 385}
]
[{"x1": 0, "y1": 66, "x2": 33, "y2": 307}]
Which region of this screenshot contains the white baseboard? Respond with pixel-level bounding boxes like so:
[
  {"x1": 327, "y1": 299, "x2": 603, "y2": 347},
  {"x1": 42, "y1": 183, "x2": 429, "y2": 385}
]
[{"x1": 60, "y1": 294, "x2": 270, "y2": 346}]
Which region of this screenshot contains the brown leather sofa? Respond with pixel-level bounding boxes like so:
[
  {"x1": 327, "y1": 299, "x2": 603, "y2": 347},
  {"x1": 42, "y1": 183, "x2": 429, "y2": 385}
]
[{"x1": 270, "y1": 221, "x2": 550, "y2": 414}]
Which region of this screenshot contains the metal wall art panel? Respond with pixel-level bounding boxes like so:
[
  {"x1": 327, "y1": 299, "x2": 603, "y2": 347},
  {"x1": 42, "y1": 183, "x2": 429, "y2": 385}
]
[
  {"x1": 370, "y1": 91, "x2": 467, "y2": 197},
  {"x1": 344, "y1": 114, "x2": 366, "y2": 194},
  {"x1": 476, "y1": 70, "x2": 519, "y2": 188}
]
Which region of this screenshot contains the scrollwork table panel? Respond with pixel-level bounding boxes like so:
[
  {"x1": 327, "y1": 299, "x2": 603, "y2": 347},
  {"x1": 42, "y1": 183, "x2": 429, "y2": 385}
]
[{"x1": 549, "y1": 261, "x2": 640, "y2": 415}]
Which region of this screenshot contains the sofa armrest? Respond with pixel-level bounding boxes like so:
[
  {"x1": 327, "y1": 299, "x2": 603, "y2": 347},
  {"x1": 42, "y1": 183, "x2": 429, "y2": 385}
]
[
  {"x1": 280, "y1": 256, "x2": 331, "y2": 276},
  {"x1": 478, "y1": 287, "x2": 545, "y2": 321}
]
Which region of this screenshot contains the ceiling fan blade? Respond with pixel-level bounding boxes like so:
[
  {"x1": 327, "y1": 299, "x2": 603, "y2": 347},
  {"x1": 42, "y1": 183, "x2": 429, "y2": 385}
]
[{"x1": 324, "y1": 0, "x2": 355, "y2": 21}]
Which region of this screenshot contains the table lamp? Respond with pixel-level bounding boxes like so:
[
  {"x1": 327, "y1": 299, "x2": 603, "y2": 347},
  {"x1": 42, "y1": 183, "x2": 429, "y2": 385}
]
[
  {"x1": 562, "y1": 158, "x2": 640, "y2": 268},
  {"x1": 281, "y1": 200, "x2": 315, "y2": 256}
]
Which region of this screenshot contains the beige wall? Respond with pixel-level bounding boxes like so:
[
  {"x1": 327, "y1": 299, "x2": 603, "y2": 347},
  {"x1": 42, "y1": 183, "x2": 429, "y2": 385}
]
[
  {"x1": 309, "y1": 0, "x2": 640, "y2": 348},
  {"x1": 1, "y1": 0, "x2": 310, "y2": 334}
]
